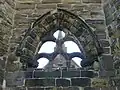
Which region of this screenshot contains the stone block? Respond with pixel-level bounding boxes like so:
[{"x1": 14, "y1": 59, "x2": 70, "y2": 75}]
[
  {"x1": 101, "y1": 87, "x2": 116, "y2": 90},
  {"x1": 62, "y1": 71, "x2": 80, "y2": 78},
  {"x1": 81, "y1": 71, "x2": 96, "y2": 78},
  {"x1": 82, "y1": 0, "x2": 101, "y2": 3},
  {"x1": 36, "y1": 4, "x2": 57, "y2": 9},
  {"x1": 97, "y1": 34, "x2": 106, "y2": 40},
  {"x1": 4, "y1": 2, "x2": 14, "y2": 19},
  {"x1": 5, "y1": 0, "x2": 15, "y2": 8},
  {"x1": 0, "y1": 69, "x2": 4, "y2": 85},
  {"x1": 112, "y1": 77, "x2": 120, "y2": 86},
  {"x1": 25, "y1": 78, "x2": 55, "y2": 87},
  {"x1": 101, "y1": 55, "x2": 114, "y2": 70},
  {"x1": 115, "y1": 1, "x2": 120, "y2": 11},
  {"x1": 85, "y1": 19, "x2": 104, "y2": 24},
  {"x1": 106, "y1": 15, "x2": 114, "y2": 25},
  {"x1": 42, "y1": 0, "x2": 61, "y2": 4},
  {"x1": 56, "y1": 78, "x2": 70, "y2": 87},
  {"x1": 71, "y1": 77, "x2": 91, "y2": 87},
  {"x1": 103, "y1": 3, "x2": 111, "y2": 17},
  {"x1": 72, "y1": 4, "x2": 87, "y2": 11},
  {"x1": 99, "y1": 40, "x2": 110, "y2": 47},
  {"x1": 14, "y1": 14, "x2": 27, "y2": 20},
  {"x1": 16, "y1": 9, "x2": 34, "y2": 15},
  {"x1": 103, "y1": 47, "x2": 111, "y2": 54},
  {"x1": 62, "y1": 0, "x2": 81, "y2": 4},
  {"x1": 15, "y1": 2, "x2": 35, "y2": 10},
  {"x1": 99, "y1": 70, "x2": 115, "y2": 77},
  {"x1": 0, "y1": 58, "x2": 5, "y2": 69},
  {"x1": 34, "y1": 71, "x2": 61, "y2": 78},
  {"x1": 91, "y1": 78, "x2": 108, "y2": 88},
  {"x1": 84, "y1": 87, "x2": 100, "y2": 90},
  {"x1": 27, "y1": 87, "x2": 44, "y2": 90},
  {"x1": 57, "y1": 3, "x2": 72, "y2": 9},
  {"x1": 25, "y1": 71, "x2": 33, "y2": 78},
  {"x1": 117, "y1": 86, "x2": 120, "y2": 90},
  {"x1": 16, "y1": 0, "x2": 40, "y2": 4},
  {"x1": 6, "y1": 71, "x2": 25, "y2": 87},
  {"x1": 14, "y1": 19, "x2": 29, "y2": 26}
]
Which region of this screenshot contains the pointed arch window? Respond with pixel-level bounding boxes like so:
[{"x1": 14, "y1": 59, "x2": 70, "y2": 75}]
[
  {"x1": 38, "y1": 41, "x2": 56, "y2": 53},
  {"x1": 64, "y1": 41, "x2": 81, "y2": 53},
  {"x1": 37, "y1": 58, "x2": 49, "y2": 68}
]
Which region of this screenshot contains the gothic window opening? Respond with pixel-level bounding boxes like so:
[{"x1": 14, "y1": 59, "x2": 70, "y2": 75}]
[
  {"x1": 16, "y1": 9, "x2": 103, "y2": 70},
  {"x1": 37, "y1": 30, "x2": 83, "y2": 69},
  {"x1": 72, "y1": 57, "x2": 82, "y2": 67},
  {"x1": 37, "y1": 58, "x2": 49, "y2": 68},
  {"x1": 37, "y1": 41, "x2": 56, "y2": 68},
  {"x1": 64, "y1": 41, "x2": 81, "y2": 53},
  {"x1": 53, "y1": 30, "x2": 65, "y2": 39},
  {"x1": 38, "y1": 41, "x2": 56, "y2": 53}
]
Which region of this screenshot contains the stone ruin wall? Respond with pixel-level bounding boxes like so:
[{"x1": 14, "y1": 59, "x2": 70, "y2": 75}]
[{"x1": 0, "y1": 0, "x2": 120, "y2": 90}]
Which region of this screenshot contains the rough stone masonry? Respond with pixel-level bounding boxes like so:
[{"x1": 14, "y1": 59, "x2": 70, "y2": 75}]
[{"x1": 0, "y1": 0, "x2": 120, "y2": 90}]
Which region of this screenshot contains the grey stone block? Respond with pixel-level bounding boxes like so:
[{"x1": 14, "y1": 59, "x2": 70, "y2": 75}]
[
  {"x1": 99, "y1": 70, "x2": 115, "y2": 77},
  {"x1": 27, "y1": 87, "x2": 44, "y2": 90},
  {"x1": 97, "y1": 34, "x2": 106, "y2": 39},
  {"x1": 84, "y1": 87, "x2": 100, "y2": 90},
  {"x1": 34, "y1": 70, "x2": 61, "y2": 78},
  {"x1": 101, "y1": 87, "x2": 116, "y2": 90},
  {"x1": 81, "y1": 71, "x2": 96, "y2": 78},
  {"x1": 100, "y1": 40, "x2": 110, "y2": 47},
  {"x1": 103, "y1": 47, "x2": 111, "y2": 54},
  {"x1": 15, "y1": 3, "x2": 35, "y2": 10},
  {"x1": 25, "y1": 78, "x2": 55, "y2": 87},
  {"x1": 101, "y1": 55, "x2": 114, "y2": 70},
  {"x1": 71, "y1": 77, "x2": 91, "y2": 87},
  {"x1": 62, "y1": 71, "x2": 80, "y2": 78},
  {"x1": 82, "y1": 0, "x2": 101, "y2": 3},
  {"x1": 6, "y1": 71, "x2": 25, "y2": 87},
  {"x1": 42, "y1": 0, "x2": 61, "y2": 4},
  {"x1": 56, "y1": 78, "x2": 70, "y2": 87}
]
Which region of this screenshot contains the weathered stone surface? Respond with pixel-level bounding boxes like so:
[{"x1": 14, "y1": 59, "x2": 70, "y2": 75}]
[
  {"x1": 36, "y1": 4, "x2": 57, "y2": 9},
  {"x1": 6, "y1": 87, "x2": 26, "y2": 90},
  {"x1": 82, "y1": 0, "x2": 101, "y2": 3},
  {"x1": 62, "y1": 71, "x2": 80, "y2": 77},
  {"x1": 56, "y1": 78, "x2": 70, "y2": 87},
  {"x1": 42, "y1": 0, "x2": 61, "y2": 4},
  {"x1": 27, "y1": 87, "x2": 44, "y2": 90},
  {"x1": 0, "y1": 69, "x2": 4, "y2": 85},
  {"x1": 84, "y1": 87, "x2": 100, "y2": 90},
  {"x1": 34, "y1": 70, "x2": 61, "y2": 78},
  {"x1": 81, "y1": 71, "x2": 96, "y2": 78},
  {"x1": 5, "y1": 0, "x2": 15, "y2": 8},
  {"x1": 71, "y1": 77, "x2": 91, "y2": 87},
  {"x1": 91, "y1": 78, "x2": 108, "y2": 87},
  {"x1": 15, "y1": 2, "x2": 35, "y2": 10},
  {"x1": 97, "y1": 34, "x2": 106, "y2": 39},
  {"x1": 101, "y1": 87, "x2": 116, "y2": 90},
  {"x1": 99, "y1": 40, "x2": 110, "y2": 47},
  {"x1": 112, "y1": 77, "x2": 120, "y2": 86},
  {"x1": 103, "y1": 47, "x2": 111, "y2": 54},
  {"x1": 57, "y1": 3, "x2": 72, "y2": 9},
  {"x1": 99, "y1": 70, "x2": 115, "y2": 77},
  {"x1": 0, "y1": 0, "x2": 118, "y2": 89},
  {"x1": 62, "y1": 0, "x2": 81, "y2": 4},
  {"x1": 25, "y1": 78, "x2": 55, "y2": 87},
  {"x1": 6, "y1": 71, "x2": 25, "y2": 86},
  {"x1": 101, "y1": 55, "x2": 114, "y2": 70}
]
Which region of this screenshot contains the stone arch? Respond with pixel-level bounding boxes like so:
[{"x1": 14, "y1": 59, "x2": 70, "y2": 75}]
[{"x1": 16, "y1": 8, "x2": 103, "y2": 68}]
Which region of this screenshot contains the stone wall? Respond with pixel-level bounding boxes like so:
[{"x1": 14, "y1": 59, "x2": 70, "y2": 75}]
[
  {"x1": 0, "y1": 0, "x2": 118, "y2": 90},
  {"x1": 0, "y1": 0, "x2": 15, "y2": 89},
  {"x1": 103, "y1": 0, "x2": 120, "y2": 90}
]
